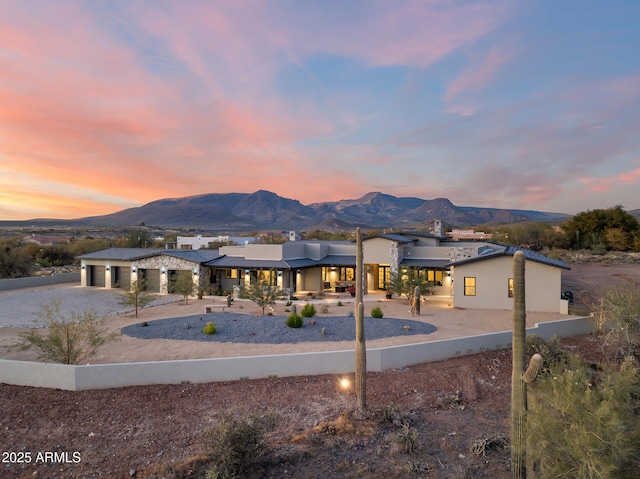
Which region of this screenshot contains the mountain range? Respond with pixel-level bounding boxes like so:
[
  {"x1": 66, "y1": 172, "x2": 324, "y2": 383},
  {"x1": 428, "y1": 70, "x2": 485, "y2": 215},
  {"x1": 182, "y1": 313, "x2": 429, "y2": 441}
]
[{"x1": 2, "y1": 190, "x2": 574, "y2": 231}]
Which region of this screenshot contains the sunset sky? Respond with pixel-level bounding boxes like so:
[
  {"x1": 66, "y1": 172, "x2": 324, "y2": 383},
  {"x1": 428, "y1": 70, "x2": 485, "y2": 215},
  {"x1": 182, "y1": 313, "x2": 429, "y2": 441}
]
[{"x1": 1, "y1": 1, "x2": 639, "y2": 220}]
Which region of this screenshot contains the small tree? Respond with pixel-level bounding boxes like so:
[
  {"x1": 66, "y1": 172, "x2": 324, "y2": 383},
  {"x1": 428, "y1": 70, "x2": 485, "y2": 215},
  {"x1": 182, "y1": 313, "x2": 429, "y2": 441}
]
[
  {"x1": 239, "y1": 280, "x2": 284, "y2": 316},
  {"x1": 388, "y1": 270, "x2": 433, "y2": 301},
  {"x1": 172, "y1": 270, "x2": 196, "y2": 304},
  {"x1": 12, "y1": 299, "x2": 119, "y2": 364},
  {"x1": 119, "y1": 277, "x2": 154, "y2": 317},
  {"x1": 197, "y1": 274, "x2": 211, "y2": 299}
]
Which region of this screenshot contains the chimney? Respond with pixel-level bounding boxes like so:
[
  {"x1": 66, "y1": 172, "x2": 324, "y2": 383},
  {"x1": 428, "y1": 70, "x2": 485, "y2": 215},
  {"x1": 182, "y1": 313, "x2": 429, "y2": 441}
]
[{"x1": 434, "y1": 219, "x2": 443, "y2": 236}]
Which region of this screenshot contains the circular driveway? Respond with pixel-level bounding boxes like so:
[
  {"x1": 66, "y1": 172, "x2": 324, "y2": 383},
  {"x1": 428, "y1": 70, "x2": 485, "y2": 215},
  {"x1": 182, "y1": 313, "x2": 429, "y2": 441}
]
[{"x1": 0, "y1": 286, "x2": 181, "y2": 327}]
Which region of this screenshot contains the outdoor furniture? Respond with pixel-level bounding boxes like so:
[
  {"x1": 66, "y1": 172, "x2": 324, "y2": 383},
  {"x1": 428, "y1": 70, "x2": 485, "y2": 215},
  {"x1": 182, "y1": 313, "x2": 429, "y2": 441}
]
[{"x1": 204, "y1": 304, "x2": 227, "y2": 313}]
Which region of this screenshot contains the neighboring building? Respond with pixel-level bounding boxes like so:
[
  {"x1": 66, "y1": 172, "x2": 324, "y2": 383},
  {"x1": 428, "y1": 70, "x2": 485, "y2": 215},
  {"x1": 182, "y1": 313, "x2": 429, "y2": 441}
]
[
  {"x1": 174, "y1": 235, "x2": 250, "y2": 250},
  {"x1": 77, "y1": 231, "x2": 571, "y2": 313},
  {"x1": 449, "y1": 229, "x2": 492, "y2": 241},
  {"x1": 23, "y1": 234, "x2": 71, "y2": 245}
]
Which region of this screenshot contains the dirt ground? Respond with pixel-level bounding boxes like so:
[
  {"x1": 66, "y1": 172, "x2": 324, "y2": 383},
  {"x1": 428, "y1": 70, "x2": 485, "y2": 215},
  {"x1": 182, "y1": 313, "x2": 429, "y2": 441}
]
[{"x1": 1, "y1": 254, "x2": 638, "y2": 479}]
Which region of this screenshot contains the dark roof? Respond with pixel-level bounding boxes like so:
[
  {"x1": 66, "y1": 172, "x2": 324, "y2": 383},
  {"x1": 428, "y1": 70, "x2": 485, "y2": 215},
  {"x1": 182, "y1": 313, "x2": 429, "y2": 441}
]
[
  {"x1": 77, "y1": 248, "x2": 221, "y2": 264},
  {"x1": 446, "y1": 246, "x2": 571, "y2": 270},
  {"x1": 363, "y1": 233, "x2": 417, "y2": 244},
  {"x1": 400, "y1": 258, "x2": 450, "y2": 268},
  {"x1": 317, "y1": 254, "x2": 356, "y2": 266},
  {"x1": 284, "y1": 258, "x2": 322, "y2": 269},
  {"x1": 77, "y1": 248, "x2": 165, "y2": 261},
  {"x1": 206, "y1": 256, "x2": 291, "y2": 269},
  {"x1": 399, "y1": 231, "x2": 450, "y2": 240},
  {"x1": 206, "y1": 254, "x2": 356, "y2": 270},
  {"x1": 163, "y1": 250, "x2": 221, "y2": 263}
]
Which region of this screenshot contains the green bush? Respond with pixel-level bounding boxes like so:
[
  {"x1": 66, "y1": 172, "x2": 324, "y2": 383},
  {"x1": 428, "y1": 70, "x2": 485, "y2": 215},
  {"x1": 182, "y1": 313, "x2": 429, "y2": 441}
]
[
  {"x1": 301, "y1": 302, "x2": 317, "y2": 317},
  {"x1": 370, "y1": 305, "x2": 384, "y2": 318},
  {"x1": 526, "y1": 334, "x2": 571, "y2": 372},
  {"x1": 203, "y1": 321, "x2": 217, "y2": 335},
  {"x1": 526, "y1": 356, "x2": 640, "y2": 478},
  {"x1": 286, "y1": 313, "x2": 303, "y2": 328}
]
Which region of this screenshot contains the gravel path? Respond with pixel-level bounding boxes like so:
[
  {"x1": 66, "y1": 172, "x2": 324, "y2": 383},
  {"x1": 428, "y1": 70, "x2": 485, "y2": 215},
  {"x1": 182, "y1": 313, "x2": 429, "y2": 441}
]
[{"x1": 122, "y1": 313, "x2": 437, "y2": 344}]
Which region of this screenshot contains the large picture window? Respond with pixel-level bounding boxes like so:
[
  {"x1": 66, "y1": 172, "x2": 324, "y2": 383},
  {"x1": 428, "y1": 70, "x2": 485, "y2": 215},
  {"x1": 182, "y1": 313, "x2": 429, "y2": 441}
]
[{"x1": 464, "y1": 277, "x2": 476, "y2": 296}]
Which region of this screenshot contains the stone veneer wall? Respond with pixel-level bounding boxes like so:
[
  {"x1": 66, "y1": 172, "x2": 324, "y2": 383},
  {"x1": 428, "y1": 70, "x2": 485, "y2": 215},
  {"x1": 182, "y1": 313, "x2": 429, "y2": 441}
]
[
  {"x1": 389, "y1": 242, "x2": 400, "y2": 273},
  {"x1": 133, "y1": 256, "x2": 202, "y2": 294}
]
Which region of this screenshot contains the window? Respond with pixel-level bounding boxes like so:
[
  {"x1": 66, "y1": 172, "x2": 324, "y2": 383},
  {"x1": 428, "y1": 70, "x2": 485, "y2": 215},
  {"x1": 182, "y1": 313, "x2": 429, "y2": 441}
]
[
  {"x1": 464, "y1": 277, "x2": 476, "y2": 296},
  {"x1": 338, "y1": 267, "x2": 355, "y2": 282},
  {"x1": 427, "y1": 269, "x2": 444, "y2": 284},
  {"x1": 378, "y1": 265, "x2": 390, "y2": 289},
  {"x1": 508, "y1": 278, "x2": 514, "y2": 298},
  {"x1": 225, "y1": 269, "x2": 238, "y2": 279},
  {"x1": 257, "y1": 269, "x2": 277, "y2": 284}
]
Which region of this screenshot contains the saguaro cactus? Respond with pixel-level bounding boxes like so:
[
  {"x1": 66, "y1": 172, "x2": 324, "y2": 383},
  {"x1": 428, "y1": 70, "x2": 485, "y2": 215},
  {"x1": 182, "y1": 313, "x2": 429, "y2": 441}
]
[
  {"x1": 355, "y1": 227, "x2": 367, "y2": 412},
  {"x1": 511, "y1": 250, "x2": 527, "y2": 478},
  {"x1": 413, "y1": 285, "x2": 421, "y2": 316}
]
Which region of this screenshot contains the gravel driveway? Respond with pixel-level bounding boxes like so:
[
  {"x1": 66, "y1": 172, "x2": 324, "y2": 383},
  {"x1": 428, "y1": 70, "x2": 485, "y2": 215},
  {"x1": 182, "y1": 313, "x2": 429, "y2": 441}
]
[{"x1": 0, "y1": 286, "x2": 181, "y2": 327}]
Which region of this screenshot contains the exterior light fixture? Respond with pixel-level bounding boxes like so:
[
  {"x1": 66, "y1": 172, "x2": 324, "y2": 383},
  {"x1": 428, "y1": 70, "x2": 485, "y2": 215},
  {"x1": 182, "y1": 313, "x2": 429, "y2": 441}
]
[
  {"x1": 161, "y1": 266, "x2": 166, "y2": 274},
  {"x1": 81, "y1": 264, "x2": 85, "y2": 270},
  {"x1": 193, "y1": 268, "x2": 199, "y2": 276},
  {"x1": 105, "y1": 265, "x2": 110, "y2": 271},
  {"x1": 132, "y1": 266, "x2": 137, "y2": 272},
  {"x1": 339, "y1": 377, "x2": 351, "y2": 390}
]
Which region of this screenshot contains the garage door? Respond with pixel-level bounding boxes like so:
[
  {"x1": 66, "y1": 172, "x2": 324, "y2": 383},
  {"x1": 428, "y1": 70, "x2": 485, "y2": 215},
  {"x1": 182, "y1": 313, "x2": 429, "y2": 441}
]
[
  {"x1": 113, "y1": 267, "x2": 130, "y2": 289},
  {"x1": 91, "y1": 265, "x2": 106, "y2": 287},
  {"x1": 144, "y1": 269, "x2": 161, "y2": 293}
]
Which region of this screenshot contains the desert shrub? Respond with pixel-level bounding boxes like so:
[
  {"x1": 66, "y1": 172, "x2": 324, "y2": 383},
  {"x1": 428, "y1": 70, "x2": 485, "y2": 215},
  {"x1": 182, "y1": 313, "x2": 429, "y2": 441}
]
[
  {"x1": 11, "y1": 298, "x2": 119, "y2": 364},
  {"x1": 370, "y1": 305, "x2": 384, "y2": 318},
  {"x1": 201, "y1": 410, "x2": 267, "y2": 479},
  {"x1": 598, "y1": 285, "x2": 640, "y2": 359},
  {"x1": 286, "y1": 313, "x2": 303, "y2": 328},
  {"x1": 470, "y1": 436, "x2": 509, "y2": 457},
  {"x1": 337, "y1": 300, "x2": 343, "y2": 306},
  {"x1": 203, "y1": 321, "x2": 217, "y2": 335},
  {"x1": 526, "y1": 334, "x2": 571, "y2": 371},
  {"x1": 239, "y1": 280, "x2": 285, "y2": 316},
  {"x1": 320, "y1": 304, "x2": 329, "y2": 314},
  {"x1": 397, "y1": 422, "x2": 419, "y2": 453},
  {"x1": 381, "y1": 402, "x2": 411, "y2": 427},
  {"x1": 301, "y1": 302, "x2": 317, "y2": 318},
  {"x1": 526, "y1": 357, "x2": 640, "y2": 478}
]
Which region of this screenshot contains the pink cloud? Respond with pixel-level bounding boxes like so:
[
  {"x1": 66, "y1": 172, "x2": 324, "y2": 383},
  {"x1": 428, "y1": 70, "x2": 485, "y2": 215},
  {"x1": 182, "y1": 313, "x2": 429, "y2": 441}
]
[
  {"x1": 444, "y1": 46, "x2": 513, "y2": 102},
  {"x1": 296, "y1": 1, "x2": 511, "y2": 69},
  {"x1": 579, "y1": 166, "x2": 640, "y2": 193}
]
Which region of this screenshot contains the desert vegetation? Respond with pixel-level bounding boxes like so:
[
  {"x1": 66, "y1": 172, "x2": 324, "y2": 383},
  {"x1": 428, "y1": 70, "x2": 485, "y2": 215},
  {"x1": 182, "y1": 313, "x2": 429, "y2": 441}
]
[{"x1": 8, "y1": 298, "x2": 119, "y2": 364}]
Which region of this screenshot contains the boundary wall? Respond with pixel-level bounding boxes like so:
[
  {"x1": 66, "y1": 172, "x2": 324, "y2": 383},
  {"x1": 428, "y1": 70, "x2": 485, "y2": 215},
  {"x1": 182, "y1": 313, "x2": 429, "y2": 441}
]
[
  {"x1": 0, "y1": 316, "x2": 595, "y2": 391},
  {"x1": 0, "y1": 273, "x2": 80, "y2": 292}
]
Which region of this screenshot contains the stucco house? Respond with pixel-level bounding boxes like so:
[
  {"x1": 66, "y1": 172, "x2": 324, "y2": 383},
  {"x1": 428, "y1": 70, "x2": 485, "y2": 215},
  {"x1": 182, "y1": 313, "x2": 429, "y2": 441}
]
[{"x1": 77, "y1": 231, "x2": 571, "y2": 313}]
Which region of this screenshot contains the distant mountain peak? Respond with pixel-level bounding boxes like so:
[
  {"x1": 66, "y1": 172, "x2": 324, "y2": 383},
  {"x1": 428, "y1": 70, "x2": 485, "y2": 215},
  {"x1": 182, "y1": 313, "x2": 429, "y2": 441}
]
[{"x1": 2, "y1": 190, "x2": 571, "y2": 231}]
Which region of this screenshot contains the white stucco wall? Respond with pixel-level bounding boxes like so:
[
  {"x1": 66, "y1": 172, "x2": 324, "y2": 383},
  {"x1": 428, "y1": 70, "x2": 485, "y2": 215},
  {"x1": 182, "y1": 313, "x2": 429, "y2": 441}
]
[
  {"x1": 452, "y1": 256, "x2": 564, "y2": 313},
  {"x1": 363, "y1": 238, "x2": 397, "y2": 265}
]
